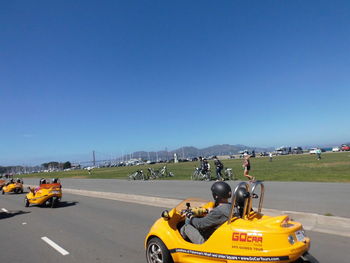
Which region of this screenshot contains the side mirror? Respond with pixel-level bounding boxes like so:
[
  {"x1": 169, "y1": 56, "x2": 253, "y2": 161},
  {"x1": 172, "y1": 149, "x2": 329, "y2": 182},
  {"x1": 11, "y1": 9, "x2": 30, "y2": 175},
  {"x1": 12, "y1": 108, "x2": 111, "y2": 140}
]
[{"x1": 161, "y1": 210, "x2": 170, "y2": 220}]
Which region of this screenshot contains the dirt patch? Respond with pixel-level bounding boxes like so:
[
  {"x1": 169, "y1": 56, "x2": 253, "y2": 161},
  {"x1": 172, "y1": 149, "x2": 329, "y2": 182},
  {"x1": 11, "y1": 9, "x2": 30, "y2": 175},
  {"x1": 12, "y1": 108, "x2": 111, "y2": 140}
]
[{"x1": 295, "y1": 162, "x2": 350, "y2": 168}]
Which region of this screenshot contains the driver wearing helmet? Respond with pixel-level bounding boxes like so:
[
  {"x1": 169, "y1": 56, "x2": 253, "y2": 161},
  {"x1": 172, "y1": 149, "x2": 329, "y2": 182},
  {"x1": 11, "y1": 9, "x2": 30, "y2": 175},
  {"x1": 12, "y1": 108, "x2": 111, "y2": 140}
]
[
  {"x1": 51, "y1": 178, "x2": 58, "y2": 184},
  {"x1": 30, "y1": 178, "x2": 47, "y2": 195},
  {"x1": 6, "y1": 178, "x2": 14, "y2": 186},
  {"x1": 180, "y1": 181, "x2": 232, "y2": 244}
]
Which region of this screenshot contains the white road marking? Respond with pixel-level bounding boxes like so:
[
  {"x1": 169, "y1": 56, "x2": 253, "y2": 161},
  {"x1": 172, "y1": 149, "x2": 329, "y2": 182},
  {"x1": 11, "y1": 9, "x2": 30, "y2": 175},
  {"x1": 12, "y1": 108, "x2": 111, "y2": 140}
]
[
  {"x1": 1, "y1": 208, "x2": 9, "y2": 213},
  {"x1": 41, "y1": 236, "x2": 70, "y2": 256},
  {"x1": 22, "y1": 222, "x2": 27, "y2": 225}
]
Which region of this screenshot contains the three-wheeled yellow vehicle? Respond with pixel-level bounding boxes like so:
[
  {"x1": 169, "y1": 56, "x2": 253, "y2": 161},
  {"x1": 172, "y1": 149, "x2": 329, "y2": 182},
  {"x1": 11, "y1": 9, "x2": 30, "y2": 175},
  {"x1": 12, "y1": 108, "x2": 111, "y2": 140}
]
[
  {"x1": 145, "y1": 181, "x2": 318, "y2": 263},
  {"x1": 2, "y1": 179, "x2": 24, "y2": 194},
  {"x1": 0, "y1": 179, "x2": 6, "y2": 190},
  {"x1": 25, "y1": 180, "x2": 62, "y2": 208}
]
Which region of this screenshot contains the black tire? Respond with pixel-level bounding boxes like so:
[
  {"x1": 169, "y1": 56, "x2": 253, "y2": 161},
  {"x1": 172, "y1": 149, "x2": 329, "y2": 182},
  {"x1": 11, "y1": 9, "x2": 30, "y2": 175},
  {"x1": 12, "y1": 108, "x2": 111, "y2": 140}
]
[
  {"x1": 50, "y1": 197, "x2": 56, "y2": 208},
  {"x1": 146, "y1": 237, "x2": 173, "y2": 263},
  {"x1": 294, "y1": 253, "x2": 319, "y2": 263},
  {"x1": 191, "y1": 171, "x2": 197, "y2": 180},
  {"x1": 2, "y1": 190, "x2": 4, "y2": 195},
  {"x1": 302, "y1": 253, "x2": 319, "y2": 263},
  {"x1": 25, "y1": 198, "x2": 29, "y2": 207}
]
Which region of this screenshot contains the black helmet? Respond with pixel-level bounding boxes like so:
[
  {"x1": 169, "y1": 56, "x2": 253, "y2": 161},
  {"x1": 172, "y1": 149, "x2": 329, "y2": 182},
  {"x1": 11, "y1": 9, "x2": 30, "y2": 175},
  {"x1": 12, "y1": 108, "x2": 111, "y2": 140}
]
[
  {"x1": 52, "y1": 178, "x2": 58, "y2": 183},
  {"x1": 39, "y1": 178, "x2": 46, "y2": 185},
  {"x1": 211, "y1": 182, "x2": 232, "y2": 201},
  {"x1": 235, "y1": 187, "x2": 250, "y2": 207},
  {"x1": 16, "y1": 178, "x2": 21, "y2": 183}
]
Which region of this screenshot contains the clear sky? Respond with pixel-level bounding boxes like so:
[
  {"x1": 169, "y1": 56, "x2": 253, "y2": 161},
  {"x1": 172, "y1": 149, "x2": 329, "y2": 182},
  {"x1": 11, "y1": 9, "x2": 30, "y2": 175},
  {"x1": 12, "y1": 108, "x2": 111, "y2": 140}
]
[{"x1": 1, "y1": 0, "x2": 349, "y2": 165}]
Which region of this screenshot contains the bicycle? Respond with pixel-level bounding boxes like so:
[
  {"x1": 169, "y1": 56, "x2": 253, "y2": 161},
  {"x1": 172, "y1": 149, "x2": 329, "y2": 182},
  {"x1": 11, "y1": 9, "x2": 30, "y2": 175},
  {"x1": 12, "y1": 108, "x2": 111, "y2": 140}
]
[
  {"x1": 147, "y1": 167, "x2": 159, "y2": 180},
  {"x1": 224, "y1": 168, "x2": 235, "y2": 180},
  {"x1": 191, "y1": 167, "x2": 211, "y2": 181},
  {"x1": 128, "y1": 170, "x2": 145, "y2": 180},
  {"x1": 159, "y1": 166, "x2": 175, "y2": 177}
]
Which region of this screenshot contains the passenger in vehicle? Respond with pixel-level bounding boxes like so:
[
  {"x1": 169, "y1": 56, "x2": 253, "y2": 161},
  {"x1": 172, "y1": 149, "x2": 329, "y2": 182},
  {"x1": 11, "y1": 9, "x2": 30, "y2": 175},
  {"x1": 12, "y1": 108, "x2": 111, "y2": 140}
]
[{"x1": 29, "y1": 178, "x2": 47, "y2": 195}]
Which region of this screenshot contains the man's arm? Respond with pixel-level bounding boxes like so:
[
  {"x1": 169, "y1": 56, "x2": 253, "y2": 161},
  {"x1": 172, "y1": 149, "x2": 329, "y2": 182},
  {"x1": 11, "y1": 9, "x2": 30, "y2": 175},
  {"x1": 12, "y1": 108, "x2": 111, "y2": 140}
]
[{"x1": 190, "y1": 208, "x2": 226, "y2": 230}]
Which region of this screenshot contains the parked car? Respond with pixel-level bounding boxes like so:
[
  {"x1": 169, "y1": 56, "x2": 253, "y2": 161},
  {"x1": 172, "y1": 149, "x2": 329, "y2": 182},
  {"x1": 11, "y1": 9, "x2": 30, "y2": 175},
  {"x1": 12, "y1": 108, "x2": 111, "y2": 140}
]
[
  {"x1": 341, "y1": 144, "x2": 350, "y2": 151},
  {"x1": 309, "y1": 148, "x2": 319, "y2": 154},
  {"x1": 292, "y1": 147, "x2": 303, "y2": 154},
  {"x1": 332, "y1": 147, "x2": 340, "y2": 152}
]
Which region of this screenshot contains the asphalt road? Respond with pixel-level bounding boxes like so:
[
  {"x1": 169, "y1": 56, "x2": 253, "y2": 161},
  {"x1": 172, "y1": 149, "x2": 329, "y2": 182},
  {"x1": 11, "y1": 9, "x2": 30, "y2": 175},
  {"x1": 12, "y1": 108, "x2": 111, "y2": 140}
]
[
  {"x1": 23, "y1": 179, "x2": 350, "y2": 217},
  {"x1": 1, "y1": 192, "x2": 349, "y2": 263}
]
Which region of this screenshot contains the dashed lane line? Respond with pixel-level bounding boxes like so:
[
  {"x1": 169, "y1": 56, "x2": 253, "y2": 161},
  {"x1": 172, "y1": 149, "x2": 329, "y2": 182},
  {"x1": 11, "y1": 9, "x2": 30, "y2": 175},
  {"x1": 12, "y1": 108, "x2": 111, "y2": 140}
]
[
  {"x1": 41, "y1": 236, "x2": 70, "y2": 256},
  {"x1": 1, "y1": 208, "x2": 9, "y2": 213}
]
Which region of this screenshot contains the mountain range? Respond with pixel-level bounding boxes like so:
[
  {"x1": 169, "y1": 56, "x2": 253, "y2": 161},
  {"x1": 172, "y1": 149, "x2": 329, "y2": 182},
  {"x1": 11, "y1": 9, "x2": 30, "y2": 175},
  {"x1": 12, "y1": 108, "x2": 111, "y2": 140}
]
[{"x1": 130, "y1": 144, "x2": 275, "y2": 161}]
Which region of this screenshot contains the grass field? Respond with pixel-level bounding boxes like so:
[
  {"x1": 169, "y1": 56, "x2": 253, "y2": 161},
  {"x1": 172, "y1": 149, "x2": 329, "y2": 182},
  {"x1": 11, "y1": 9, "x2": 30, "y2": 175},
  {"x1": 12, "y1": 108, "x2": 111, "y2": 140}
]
[{"x1": 21, "y1": 152, "x2": 350, "y2": 182}]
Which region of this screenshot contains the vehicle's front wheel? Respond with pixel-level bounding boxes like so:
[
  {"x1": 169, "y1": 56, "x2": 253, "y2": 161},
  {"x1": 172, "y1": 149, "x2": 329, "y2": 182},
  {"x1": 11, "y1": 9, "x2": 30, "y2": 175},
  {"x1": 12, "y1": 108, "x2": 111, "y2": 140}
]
[
  {"x1": 294, "y1": 252, "x2": 319, "y2": 263},
  {"x1": 302, "y1": 252, "x2": 319, "y2": 263},
  {"x1": 146, "y1": 237, "x2": 173, "y2": 263},
  {"x1": 50, "y1": 197, "x2": 59, "y2": 208},
  {"x1": 25, "y1": 198, "x2": 29, "y2": 207}
]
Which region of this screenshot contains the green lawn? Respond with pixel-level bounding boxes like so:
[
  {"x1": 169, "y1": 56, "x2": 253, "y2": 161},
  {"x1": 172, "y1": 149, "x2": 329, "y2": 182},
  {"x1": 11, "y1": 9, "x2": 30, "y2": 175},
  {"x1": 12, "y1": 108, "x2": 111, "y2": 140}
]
[{"x1": 22, "y1": 152, "x2": 350, "y2": 182}]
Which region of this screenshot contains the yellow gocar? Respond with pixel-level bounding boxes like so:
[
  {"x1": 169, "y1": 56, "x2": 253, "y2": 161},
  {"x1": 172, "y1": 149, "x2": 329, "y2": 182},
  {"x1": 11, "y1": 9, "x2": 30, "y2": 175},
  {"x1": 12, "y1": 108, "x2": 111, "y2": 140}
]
[
  {"x1": 0, "y1": 179, "x2": 6, "y2": 190},
  {"x1": 2, "y1": 180, "x2": 24, "y2": 194},
  {"x1": 25, "y1": 183, "x2": 62, "y2": 208},
  {"x1": 145, "y1": 182, "x2": 318, "y2": 263}
]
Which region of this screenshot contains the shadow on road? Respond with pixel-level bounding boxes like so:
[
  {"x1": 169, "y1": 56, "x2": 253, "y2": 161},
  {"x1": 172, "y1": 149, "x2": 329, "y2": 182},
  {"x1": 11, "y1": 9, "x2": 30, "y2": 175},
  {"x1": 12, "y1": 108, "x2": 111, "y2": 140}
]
[
  {"x1": 32, "y1": 201, "x2": 79, "y2": 209},
  {"x1": 55, "y1": 201, "x2": 79, "y2": 208},
  {"x1": 0, "y1": 210, "x2": 31, "y2": 220}
]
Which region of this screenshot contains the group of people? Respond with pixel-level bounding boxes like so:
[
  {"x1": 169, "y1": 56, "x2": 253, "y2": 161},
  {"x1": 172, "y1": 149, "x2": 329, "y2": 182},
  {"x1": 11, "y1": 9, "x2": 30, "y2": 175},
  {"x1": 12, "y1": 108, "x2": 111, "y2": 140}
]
[
  {"x1": 198, "y1": 154, "x2": 255, "y2": 183},
  {"x1": 2, "y1": 178, "x2": 22, "y2": 186}
]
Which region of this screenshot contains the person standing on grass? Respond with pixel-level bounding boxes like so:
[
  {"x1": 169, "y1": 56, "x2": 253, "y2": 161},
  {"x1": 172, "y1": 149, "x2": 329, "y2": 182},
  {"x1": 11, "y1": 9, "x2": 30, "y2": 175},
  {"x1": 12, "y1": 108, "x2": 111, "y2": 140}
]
[
  {"x1": 213, "y1": 156, "x2": 224, "y2": 181},
  {"x1": 316, "y1": 149, "x2": 322, "y2": 160},
  {"x1": 242, "y1": 153, "x2": 255, "y2": 182},
  {"x1": 269, "y1": 152, "x2": 273, "y2": 162}
]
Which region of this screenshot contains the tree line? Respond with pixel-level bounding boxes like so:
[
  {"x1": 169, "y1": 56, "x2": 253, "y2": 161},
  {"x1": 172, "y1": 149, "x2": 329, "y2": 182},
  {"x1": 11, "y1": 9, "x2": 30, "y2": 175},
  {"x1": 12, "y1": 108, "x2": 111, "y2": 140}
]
[
  {"x1": 0, "y1": 161, "x2": 72, "y2": 174},
  {"x1": 41, "y1": 161, "x2": 72, "y2": 170}
]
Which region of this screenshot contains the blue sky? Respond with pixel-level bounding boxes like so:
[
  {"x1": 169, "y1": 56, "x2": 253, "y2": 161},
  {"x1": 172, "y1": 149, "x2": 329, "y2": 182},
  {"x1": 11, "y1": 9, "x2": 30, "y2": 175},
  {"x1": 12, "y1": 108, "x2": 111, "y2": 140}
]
[{"x1": 1, "y1": 0, "x2": 349, "y2": 165}]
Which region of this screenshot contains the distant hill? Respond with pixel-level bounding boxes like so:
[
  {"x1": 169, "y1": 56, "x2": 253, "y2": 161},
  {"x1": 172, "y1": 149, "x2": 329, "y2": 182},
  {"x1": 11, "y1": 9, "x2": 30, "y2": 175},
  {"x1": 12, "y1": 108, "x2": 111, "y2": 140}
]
[{"x1": 130, "y1": 144, "x2": 274, "y2": 161}]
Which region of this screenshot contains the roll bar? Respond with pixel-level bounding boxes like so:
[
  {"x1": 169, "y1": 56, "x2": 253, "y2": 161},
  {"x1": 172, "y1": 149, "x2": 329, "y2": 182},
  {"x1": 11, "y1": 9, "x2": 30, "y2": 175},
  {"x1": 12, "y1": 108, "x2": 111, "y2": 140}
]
[
  {"x1": 250, "y1": 181, "x2": 265, "y2": 214},
  {"x1": 228, "y1": 182, "x2": 250, "y2": 222},
  {"x1": 227, "y1": 181, "x2": 265, "y2": 223}
]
